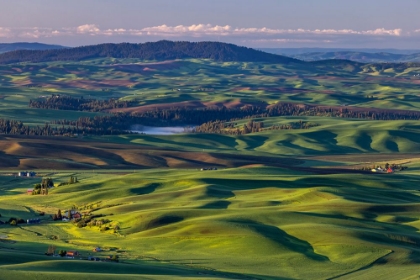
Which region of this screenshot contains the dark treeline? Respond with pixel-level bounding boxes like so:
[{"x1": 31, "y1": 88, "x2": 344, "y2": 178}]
[
  {"x1": 0, "y1": 41, "x2": 300, "y2": 64},
  {"x1": 0, "y1": 118, "x2": 128, "y2": 136},
  {"x1": 49, "y1": 103, "x2": 420, "y2": 137},
  {"x1": 3, "y1": 102, "x2": 420, "y2": 137},
  {"x1": 266, "y1": 103, "x2": 420, "y2": 120},
  {"x1": 29, "y1": 95, "x2": 135, "y2": 112},
  {"x1": 193, "y1": 120, "x2": 318, "y2": 135}
]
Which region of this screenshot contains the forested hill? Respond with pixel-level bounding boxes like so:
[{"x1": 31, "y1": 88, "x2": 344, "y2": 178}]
[
  {"x1": 0, "y1": 41, "x2": 302, "y2": 64},
  {"x1": 0, "y1": 42, "x2": 66, "y2": 53}
]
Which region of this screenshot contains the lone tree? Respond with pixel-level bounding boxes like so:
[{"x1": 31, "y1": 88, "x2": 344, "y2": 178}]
[{"x1": 46, "y1": 245, "x2": 56, "y2": 255}]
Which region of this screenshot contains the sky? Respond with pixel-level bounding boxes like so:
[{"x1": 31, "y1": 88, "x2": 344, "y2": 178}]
[{"x1": 0, "y1": 0, "x2": 419, "y2": 49}]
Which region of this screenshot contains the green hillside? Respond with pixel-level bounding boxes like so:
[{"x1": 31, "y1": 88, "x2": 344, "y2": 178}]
[
  {"x1": 1, "y1": 167, "x2": 420, "y2": 279},
  {"x1": 1, "y1": 44, "x2": 420, "y2": 279}
]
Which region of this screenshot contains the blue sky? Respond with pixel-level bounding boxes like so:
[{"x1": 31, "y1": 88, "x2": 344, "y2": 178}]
[{"x1": 1, "y1": 0, "x2": 419, "y2": 48}]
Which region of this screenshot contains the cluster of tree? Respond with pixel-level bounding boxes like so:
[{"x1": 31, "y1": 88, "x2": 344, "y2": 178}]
[
  {"x1": 45, "y1": 245, "x2": 56, "y2": 256},
  {"x1": 57, "y1": 175, "x2": 78, "y2": 186},
  {"x1": 360, "y1": 163, "x2": 408, "y2": 171},
  {"x1": 4, "y1": 102, "x2": 420, "y2": 138},
  {"x1": 266, "y1": 103, "x2": 420, "y2": 120},
  {"x1": 268, "y1": 121, "x2": 319, "y2": 130},
  {"x1": 29, "y1": 95, "x2": 135, "y2": 112},
  {"x1": 32, "y1": 178, "x2": 53, "y2": 195},
  {"x1": 193, "y1": 120, "x2": 264, "y2": 135},
  {"x1": 0, "y1": 40, "x2": 299, "y2": 64},
  {"x1": 6, "y1": 217, "x2": 25, "y2": 226},
  {"x1": 193, "y1": 119, "x2": 319, "y2": 134},
  {"x1": 52, "y1": 209, "x2": 63, "y2": 221},
  {"x1": 74, "y1": 216, "x2": 112, "y2": 231}
]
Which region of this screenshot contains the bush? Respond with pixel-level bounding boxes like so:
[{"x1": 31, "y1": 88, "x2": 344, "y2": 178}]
[
  {"x1": 58, "y1": 250, "x2": 66, "y2": 257},
  {"x1": 100, "y1": 226, "x2": 109, "y2": 232},
  {"x1": 77, "y1": 221, "x2": 87, "y2": 228}
]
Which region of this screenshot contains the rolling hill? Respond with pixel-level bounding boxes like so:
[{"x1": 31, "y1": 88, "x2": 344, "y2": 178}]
[
  {"x1": 0, "y1": 42, "x2": 66, "y2": 54},
  {"x1": 0, "y1": 41, "x2": 301, "y2": 64}
]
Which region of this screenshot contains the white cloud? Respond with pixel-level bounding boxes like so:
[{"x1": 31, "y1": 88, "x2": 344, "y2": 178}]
[
  {"x1": 0, "y1": 27, "x2": 11, "y2": 37},
  {"x1": 77, "y1": 24, "x2": 101, "y2": 34},
  {"x1": 0, "y1": 24, "x2": 414, "y2": 47}
]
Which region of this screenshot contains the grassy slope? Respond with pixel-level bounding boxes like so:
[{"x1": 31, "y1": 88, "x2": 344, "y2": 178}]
[
  {"x1": 0, "y1": 116, "x2": 420, "y2": 170},
  {"x1": 1, "y1": 59, "x2": 420, "y2": 128},
  {"x1": 2, "y1": 58, "x2": 420, "y2": 278},
  {"x1": 1, "y1": 167, "x2": 420, "y2": 279},
  {"x1": 112, "y1": 117, "x2": 420, "y2": 156}
]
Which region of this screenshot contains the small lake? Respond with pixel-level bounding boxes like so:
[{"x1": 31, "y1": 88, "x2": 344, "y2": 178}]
[{"x1": 130, "y1": 125, "x2": 194, "y2": 135}]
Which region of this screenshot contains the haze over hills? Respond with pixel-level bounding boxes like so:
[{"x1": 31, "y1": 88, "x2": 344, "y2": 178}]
[
  {"x1": 261, "y1": 48, "x2": 420, "y2": 63},
  {"x1": 0, "y1": 41, "x2": 301, "y2": 64},
  {"x1": 0, "y1": 42, "x2": 66, "y2": 54}
]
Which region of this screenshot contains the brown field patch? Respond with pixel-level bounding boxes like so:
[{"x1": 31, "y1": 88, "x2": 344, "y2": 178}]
[
  {"x1": 108, "y1": 101, "x2": 207, "y2": 113},
  {"x1": 0, "y1": 135, "x2": 303, "y2": 170}
]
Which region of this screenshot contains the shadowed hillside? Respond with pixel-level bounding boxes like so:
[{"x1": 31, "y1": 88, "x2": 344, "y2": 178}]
[{"x1": 0, "y1": 41, "x2": 302, "y2": 64}]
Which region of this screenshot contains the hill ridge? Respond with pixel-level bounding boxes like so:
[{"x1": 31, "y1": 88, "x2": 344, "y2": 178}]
[
  {"x1": 0, "y1": 40, "x2": 302, "y2": 64},
  {"x1": 0, "y1": 42, "x2": 66, "y2": 54}
]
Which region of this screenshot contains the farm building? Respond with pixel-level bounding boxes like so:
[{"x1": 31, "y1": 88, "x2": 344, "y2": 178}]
[
  {"x1": 63, "y1": 210, "x2": 81, "y2": 220},
  {"x1": 26, "y1": 218, "x2": 41, "y2": 224},
  {"x1": 18, "y1": 171, "x2": 36, "y2": 177},
  {"x1": 66, "y1": 251, "x2": 80, "y2": 258},
  {"x1": 93, "y1": 247, "x2": 102, "y2": 252},
  {"x1": 27, "y1": 189, "x2": 33, "y2": 195}
]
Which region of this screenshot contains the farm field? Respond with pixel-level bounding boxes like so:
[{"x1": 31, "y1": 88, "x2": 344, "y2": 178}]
[
  {"x1": 2, "y1": 59, "x2": 420, "y2": 128},
  {"x1": 1, "y1": 43, "x2": 420, "y2": 279},
  {"x1": 0, "y1": 117, "x2": 420, "y2": 171},
  {"x1": 1, "y1": 166, "x2": 420, "y2": 279}
]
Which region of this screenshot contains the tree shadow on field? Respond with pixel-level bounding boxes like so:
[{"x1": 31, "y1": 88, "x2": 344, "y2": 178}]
[
  {"x1": 299, "y1": 210, "x2": 420, "y2": 264},
  {"x1": 238, "y1": 135, "x2": 269, "y2": 151},
  {"x1": 202, "y1": 184, "x2": 235, "y2": 199},
  {"x1": 355, "y1": 132, "x2": 376, "y2": 152},
  {"x1": 131, "y1": 183, "x2": 160, "y2": 195},
  {"x1": 229, "y1": 219, "x2": 329, "y2": 262},
  {"x1": 199, "y1": 200, "x2": 231, "y2": 209}
]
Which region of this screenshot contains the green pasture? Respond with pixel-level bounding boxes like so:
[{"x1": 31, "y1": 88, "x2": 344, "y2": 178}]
[
  {"x1": 2, "y1": 59, "x2": 420, "y2": 116},
  {"x1": 1, "y1": 166, "x2": 420, "y2": 279},
  {"x1": 86, "y1": 117, "x2": 420, "y2": 158}
]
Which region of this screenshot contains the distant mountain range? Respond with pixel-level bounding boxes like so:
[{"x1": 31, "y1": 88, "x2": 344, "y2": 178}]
[
  {"x1": 0, "y1": 42, "x2": 66, "y2": 53},
  {"x1": 0, "y1": 41, "x2": 300, "y2": 64},
  {"x1": 260, "y1": 48, "x2": 420, "y2": 55},
  {"x1": 261, "y1": 48, "x2": 420, "y2": 63}
]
